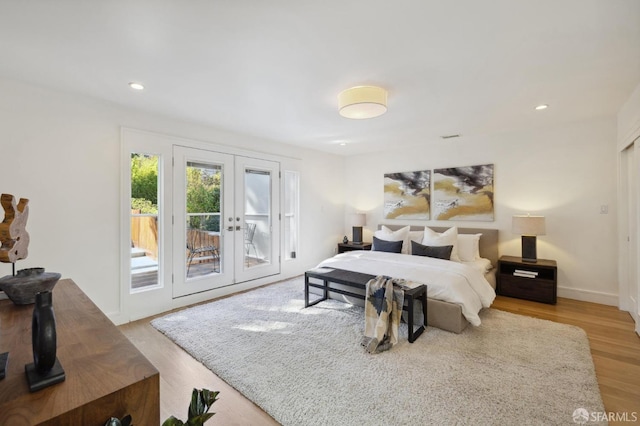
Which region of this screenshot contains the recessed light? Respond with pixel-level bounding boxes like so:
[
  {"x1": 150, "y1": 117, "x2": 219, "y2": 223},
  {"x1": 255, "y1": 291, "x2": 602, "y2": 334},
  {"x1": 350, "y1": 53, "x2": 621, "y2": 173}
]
[
  {"x1": 535, "y1": 104, "x2": 548, "y2": 110},
  {"x1": 339, "y1": 142, "x2": 347, "y2": 146},
  {"x1": 129, "y1": 82, "x2": 145, "y2": 90}
]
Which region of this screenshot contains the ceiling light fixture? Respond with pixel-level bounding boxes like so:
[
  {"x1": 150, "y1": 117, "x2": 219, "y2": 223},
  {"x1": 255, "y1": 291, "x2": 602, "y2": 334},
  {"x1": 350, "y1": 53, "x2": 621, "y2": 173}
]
[
  {"x1": 129, "y1": 82, "x2": 145, "y2": 91},
  {"x1": 338, "y1": 86, "x2": 387, "y2": 119},
  {"x1": 535, "y1": 104, "x2": 548, "y2": 110}
]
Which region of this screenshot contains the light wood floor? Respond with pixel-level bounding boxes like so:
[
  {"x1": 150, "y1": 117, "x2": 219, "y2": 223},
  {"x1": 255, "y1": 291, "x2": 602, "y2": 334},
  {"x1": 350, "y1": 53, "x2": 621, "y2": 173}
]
[
  {"x1": 492, "y1": 295, "x2": 640, "y2": 423},
  {"x1": 119, "y1": 294, "x2": 640, "y2": 425}
]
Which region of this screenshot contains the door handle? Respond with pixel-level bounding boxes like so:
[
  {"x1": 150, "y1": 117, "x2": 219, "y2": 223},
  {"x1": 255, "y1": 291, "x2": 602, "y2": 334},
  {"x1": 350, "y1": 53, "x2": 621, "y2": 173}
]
[{"x1": 227, "y1": 226, "x2": 234, "y2": 231}]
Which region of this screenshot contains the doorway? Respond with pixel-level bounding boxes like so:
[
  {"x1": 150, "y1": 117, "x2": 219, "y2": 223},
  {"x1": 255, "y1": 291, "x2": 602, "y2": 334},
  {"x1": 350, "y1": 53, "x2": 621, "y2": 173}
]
[
  {"x1": 621, "y1": 141, "x2": 639, "y2": 331},
  {"x1": 172, "y1": 146, "x2": 280, "y2": 298}
]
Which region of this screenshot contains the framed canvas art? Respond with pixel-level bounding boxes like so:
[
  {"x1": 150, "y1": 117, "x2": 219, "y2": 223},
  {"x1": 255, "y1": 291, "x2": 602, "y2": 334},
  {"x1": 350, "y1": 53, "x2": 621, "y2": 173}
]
[
  {"x1": 383, "y1": 170, "x2": 430, "y2": 219},
  {"x1": 432, "y1": 164, "x2": 494, "y2": 221}
]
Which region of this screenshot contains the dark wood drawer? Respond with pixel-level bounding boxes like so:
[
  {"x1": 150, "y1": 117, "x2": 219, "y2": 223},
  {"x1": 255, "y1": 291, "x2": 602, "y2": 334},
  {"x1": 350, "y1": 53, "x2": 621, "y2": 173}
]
[{"x1": 499, "y1": 275, "x2": 556, "y2": 304}]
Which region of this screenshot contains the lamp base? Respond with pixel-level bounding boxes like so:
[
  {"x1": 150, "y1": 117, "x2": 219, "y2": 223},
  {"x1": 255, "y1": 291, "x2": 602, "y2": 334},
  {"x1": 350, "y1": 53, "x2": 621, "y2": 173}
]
[
  {"x1": 521, "y1": 235, "x2": 538, "y2": 263},
  {"x1": 352, "y1": 226, "x2": 363, "y2": 244}
]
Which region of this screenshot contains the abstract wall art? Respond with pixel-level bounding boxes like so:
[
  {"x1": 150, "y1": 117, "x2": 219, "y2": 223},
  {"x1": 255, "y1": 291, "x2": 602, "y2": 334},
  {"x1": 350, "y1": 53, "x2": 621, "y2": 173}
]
[
  {"x1": 432, "y1": 164, "x2": 494, "y2": 221},
  {"x1": 383, "y1": 170, "x2": 431, "y2": 220}
]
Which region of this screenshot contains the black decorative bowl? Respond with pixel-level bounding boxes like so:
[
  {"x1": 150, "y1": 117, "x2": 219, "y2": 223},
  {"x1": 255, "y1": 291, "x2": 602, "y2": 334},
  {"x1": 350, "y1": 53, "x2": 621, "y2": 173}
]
[{"x1": 0, "y1": 268, "x2": 61, "y2": 305}]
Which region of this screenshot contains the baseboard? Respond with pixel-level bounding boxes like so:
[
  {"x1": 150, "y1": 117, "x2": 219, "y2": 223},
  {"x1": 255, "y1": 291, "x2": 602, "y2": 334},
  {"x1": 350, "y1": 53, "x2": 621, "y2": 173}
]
[
  {"x1": 106, "y1": 311, "x2": 128, "y2": 326},
  {"x1": 557, "y1": 286, "x2": 618, "y2": 306},
  {"x1": 119, "y1": 272, "x2": 301, "y2": 324}
]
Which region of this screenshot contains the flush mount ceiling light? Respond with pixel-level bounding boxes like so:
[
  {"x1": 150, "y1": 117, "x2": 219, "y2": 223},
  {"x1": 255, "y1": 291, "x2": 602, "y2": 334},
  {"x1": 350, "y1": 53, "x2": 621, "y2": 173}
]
[
  {"x1": 128, "y1": 82, "x2": 145, "y2": 91},
  {"x1": 338, "y1": 86, "x2": 387, "y2": 119},
  {"x1": 535, "y1": 104, "x2": 548, "y2": 110}
]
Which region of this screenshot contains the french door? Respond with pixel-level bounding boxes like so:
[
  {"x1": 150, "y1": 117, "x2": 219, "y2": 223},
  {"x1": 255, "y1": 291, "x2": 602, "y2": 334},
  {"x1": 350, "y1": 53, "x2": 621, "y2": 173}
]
[{"x1": 172, "y1": 146, "x2": 280, "y2": 298}]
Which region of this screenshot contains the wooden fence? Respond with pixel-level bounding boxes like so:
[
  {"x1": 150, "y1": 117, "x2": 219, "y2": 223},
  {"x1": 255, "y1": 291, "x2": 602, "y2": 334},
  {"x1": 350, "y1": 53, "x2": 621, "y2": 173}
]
[
  {"x1": 131, "y1": 213, "x2": 222, "y2": 263},
  {"x1": 131, "y1": 212, "x2": 158, "y2": 259}
]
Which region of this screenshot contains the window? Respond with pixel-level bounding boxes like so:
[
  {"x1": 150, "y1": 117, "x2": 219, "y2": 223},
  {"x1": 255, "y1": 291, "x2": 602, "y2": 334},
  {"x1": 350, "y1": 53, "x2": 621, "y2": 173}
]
[
  {"x1": 284, "y1": 171, "x2": 299, "y2": 260},
  {"x1": 130, "y1": 153, "x2": 160, "y2": 290}
]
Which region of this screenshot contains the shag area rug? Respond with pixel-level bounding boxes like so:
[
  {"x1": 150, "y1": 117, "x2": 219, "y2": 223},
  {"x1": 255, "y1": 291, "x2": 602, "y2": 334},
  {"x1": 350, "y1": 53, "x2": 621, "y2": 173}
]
[{"x1": 152, "y1": 277, "x2": 606, "y2": 425}]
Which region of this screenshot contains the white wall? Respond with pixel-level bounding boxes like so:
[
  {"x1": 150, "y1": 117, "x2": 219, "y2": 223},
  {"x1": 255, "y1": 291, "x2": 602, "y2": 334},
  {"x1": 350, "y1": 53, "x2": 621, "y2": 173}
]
[
  {"x1": 0, "y1": 78, "x2": 345, "y2": 322},
  {"x1": 343, "y1": 118, "x2": 619, "y2": 305}
]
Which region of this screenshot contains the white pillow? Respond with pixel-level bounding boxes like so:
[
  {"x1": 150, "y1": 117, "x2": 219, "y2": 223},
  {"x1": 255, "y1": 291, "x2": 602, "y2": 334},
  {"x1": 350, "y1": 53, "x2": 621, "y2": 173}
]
[
  {"x1": 421, "y1": 227, "x2": 460, "y2": 261},
  {"x1": 374, "y1": 225, "x2": 410, "y2": 254},
  {"x1": 457, "y1": 233, "x2": 482, "y2": 262}
]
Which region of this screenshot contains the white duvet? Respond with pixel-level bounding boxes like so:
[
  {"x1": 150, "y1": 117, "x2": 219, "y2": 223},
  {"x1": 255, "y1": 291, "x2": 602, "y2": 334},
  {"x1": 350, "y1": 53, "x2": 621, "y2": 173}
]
[{"x1": 316, "y1": 251, "x2": 496, "y2": 326}]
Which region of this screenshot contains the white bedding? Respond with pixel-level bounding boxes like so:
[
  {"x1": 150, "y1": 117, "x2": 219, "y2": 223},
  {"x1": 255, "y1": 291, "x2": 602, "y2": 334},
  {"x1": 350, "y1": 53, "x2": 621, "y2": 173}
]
[
  {"x1": 316, "y1": 251, "x2": 496, "y2": 326},
  {"x1": 460, "y1": 258, "x2": 493, "y2": 274}
]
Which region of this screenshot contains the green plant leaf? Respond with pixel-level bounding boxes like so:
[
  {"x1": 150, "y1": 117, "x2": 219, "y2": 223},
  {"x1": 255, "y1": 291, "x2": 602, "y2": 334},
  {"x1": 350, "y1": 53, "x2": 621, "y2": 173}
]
[
  {"x1": 162, "y1": 416, "x2": 185, "y2": 426},
  {"x1": 164, "y1": 388, "x2": 220, "y2": 426},
  {"x1": 188, "y1": 388, "x2": 204, "y2": 419},
  {"x1": 185, "y1": 388, "x2": 219, "y2": 426}
]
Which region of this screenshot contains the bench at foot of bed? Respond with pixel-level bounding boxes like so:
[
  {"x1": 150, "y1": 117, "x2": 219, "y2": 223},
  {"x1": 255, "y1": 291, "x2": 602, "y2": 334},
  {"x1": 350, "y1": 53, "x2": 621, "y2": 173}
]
[{"x1": 304, "y1": 267, "x2": 427, "y2": 343}]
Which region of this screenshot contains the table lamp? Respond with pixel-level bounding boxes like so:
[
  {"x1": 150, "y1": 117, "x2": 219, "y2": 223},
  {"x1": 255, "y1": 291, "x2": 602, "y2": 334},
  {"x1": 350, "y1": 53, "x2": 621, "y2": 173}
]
[
  {"x1": 351, "y1": 213, "x2": 366, "y2": 244},
  {"x1": 512, "y1": 215, "x2": 546, "y2": 263}
]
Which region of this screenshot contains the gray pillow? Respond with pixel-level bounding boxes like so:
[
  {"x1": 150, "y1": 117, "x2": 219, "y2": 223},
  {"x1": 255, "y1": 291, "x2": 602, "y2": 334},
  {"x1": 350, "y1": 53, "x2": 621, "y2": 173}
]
[
  {"x1": 372, "y1": 236, "x2": 403, "y2": 253},
  {"x1": 411, "y1": 240, "x2": 453, "y2": 260}
]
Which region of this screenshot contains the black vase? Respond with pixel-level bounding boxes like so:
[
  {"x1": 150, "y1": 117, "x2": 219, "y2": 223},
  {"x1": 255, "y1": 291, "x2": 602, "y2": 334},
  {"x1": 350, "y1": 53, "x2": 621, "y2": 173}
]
[
  {"x1": 32, "y1": 291, "x2": 57, "y2": 373},
  {"x1": 25, "y1": 290, "x2": 65, "y2": 392}
]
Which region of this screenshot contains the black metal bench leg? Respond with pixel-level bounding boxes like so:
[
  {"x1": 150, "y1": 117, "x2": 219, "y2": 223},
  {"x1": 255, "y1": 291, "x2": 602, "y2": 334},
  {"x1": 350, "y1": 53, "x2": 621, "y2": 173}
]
[
  {"x1": 421, "y1": 288, "x2": 428, "y2": 328},
  {"x1": 407, "y1": 294, "x2": 415, "y2": 343},
  {"x1": 407, "y1": 287, "x2": 427, "y2": 343},
  {"x1": 304, "y1": 275, "x2": 331, "y2": 308}
]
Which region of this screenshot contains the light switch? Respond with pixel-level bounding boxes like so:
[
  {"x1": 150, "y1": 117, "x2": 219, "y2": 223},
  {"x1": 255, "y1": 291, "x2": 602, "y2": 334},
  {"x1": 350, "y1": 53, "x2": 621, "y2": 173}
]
[{"x1": 600, "y1": 205, "x2": 608, "y2": 214}]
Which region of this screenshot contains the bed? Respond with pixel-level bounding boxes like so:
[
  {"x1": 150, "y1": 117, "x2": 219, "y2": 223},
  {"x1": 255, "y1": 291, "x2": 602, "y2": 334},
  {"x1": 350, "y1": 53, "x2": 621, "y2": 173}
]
[{"x1": 315, "y1": 225, "x2": 499, "y2": 333}]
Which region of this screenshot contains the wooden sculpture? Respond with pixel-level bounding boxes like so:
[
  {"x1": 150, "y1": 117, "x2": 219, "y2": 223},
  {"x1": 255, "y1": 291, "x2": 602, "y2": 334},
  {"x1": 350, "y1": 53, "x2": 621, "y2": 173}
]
[{"x1": 0, "y1": 193, "x2": 30, "y2": 263}]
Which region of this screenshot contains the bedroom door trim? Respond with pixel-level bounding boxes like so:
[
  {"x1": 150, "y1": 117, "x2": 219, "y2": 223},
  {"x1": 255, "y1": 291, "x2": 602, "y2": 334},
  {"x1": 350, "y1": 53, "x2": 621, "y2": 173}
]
[{"x1": 619, "y1": 138, "x2": 639, "y2": 336}]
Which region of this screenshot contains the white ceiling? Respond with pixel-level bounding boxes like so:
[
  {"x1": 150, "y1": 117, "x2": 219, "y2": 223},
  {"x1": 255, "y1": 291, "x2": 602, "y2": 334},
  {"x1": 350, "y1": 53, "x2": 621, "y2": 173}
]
[{"x1": 1, "y1": 1, "x2": 639, "y2": 156}]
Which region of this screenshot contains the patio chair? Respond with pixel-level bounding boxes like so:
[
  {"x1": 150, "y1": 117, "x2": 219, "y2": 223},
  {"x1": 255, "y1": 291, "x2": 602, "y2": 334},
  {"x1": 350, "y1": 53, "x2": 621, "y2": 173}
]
[
  {"x1": 186, "y1": 229, "x2": 219, "y2": 275},
  {"x1": 244, "y1": 222, "x2": 257, "y2": 266}
]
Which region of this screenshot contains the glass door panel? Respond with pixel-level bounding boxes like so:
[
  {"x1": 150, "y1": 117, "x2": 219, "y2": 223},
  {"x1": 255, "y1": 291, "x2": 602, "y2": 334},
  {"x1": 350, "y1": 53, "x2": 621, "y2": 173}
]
[
  {"x1": 185, "y1": 161, "x2": 222, "y2": 280},
  {"x1": 235, "y1": 157, "x2": 280, "y2": 282},
  {"x1": 244, "y1": 169, "x2": 271, "y2": 268},
  {"x1": 173, "y1": 146, "x2": 234, "y2": 297}
]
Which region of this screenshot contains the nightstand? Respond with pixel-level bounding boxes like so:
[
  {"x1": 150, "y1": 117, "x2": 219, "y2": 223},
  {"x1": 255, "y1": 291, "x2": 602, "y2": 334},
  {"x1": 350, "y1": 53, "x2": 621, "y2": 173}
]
[
  {"x1": 497, "y1": 255, "x2": 558, "y2": 304},
  {"x1": 338, "y1": 242, "x2": 372, "y2": 253}
]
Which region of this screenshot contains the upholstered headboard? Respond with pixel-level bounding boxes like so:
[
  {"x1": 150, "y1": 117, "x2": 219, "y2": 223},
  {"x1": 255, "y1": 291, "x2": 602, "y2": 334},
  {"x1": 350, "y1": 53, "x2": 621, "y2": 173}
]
[{"x1": 378, "y1": 225, "x2": 499, "y2": 267}]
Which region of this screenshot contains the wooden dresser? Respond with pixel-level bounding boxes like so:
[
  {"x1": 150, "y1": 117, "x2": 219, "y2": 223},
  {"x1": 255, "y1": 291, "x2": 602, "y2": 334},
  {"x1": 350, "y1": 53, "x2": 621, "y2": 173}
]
[{"x1": 0, "y1": 279, "x2": 159, "y2": 425}]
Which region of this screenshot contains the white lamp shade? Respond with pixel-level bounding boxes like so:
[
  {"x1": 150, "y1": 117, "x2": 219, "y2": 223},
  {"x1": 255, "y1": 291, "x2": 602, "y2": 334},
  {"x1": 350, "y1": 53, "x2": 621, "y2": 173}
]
[
  {"x1": 338, "y1": 86, "x2": 387, "y2": 119},
  {"x1": 350, "y1": 213, "x2": 366, "y2": 227},
  {"x1": 512, "y1": 215, "x2": 546, "y2": 236}
]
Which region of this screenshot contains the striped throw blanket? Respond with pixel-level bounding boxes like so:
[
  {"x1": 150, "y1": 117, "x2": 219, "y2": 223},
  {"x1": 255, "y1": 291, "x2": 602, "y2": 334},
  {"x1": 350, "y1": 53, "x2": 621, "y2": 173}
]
[{"x1": 361, "y1": 276, "x2": 405, "y2": 354}]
